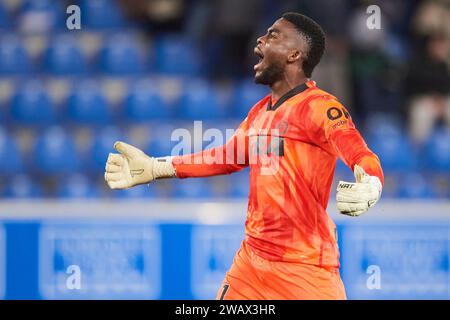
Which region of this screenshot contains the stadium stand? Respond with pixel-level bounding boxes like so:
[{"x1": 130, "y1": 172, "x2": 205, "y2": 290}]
[{"x1": 0, "y1": 0, "x2": 448, "y2": 199}]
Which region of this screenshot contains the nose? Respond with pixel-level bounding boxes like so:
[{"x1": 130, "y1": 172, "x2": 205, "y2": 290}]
[{"x1": 257, "y1": 35, "x2": 265, "y2": 46}]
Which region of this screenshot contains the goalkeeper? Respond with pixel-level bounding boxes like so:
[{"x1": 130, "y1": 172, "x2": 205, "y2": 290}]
[{"x1": 105, "y1": 13, "x2": 383, "y2": 300}]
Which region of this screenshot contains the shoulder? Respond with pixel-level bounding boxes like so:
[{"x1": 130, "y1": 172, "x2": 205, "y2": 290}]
[{"x1": 301, "y1": 90, "x2": 355, "y2": 137}]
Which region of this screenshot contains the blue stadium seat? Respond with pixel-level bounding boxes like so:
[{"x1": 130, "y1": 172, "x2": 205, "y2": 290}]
[
  {"x1": 89, "y1": 126, "x2": 123, "y2": 172},
  {"x1": 335, "y1": 159, "x2": 353, "y2": 176},
  {"x1": 154, "y1": 36, "x2": 202, "y2": 76},
  {"x1": 228, "y1": 170, "x2": 250, "y2": 198},
  {"x1": 234, "y1": 80, "x2": 268, "y2": 117},
  {"x1": 33, "y1": 126, "x2": 79, "y2": 174},
  {"x1": 172, "y1": 178, "x2": 213, "y2": 198},
  {"x1": 99, "y1": 34, "x2": 144, "y2": 74},
  {"x1": 397, "y1": 173, "x2": 436, "y2": 198},
  {"x1": 44, "y1": 35, "x2": 87, "y2": 75},
  {"x1": 147, "y1": 139, "x2": 177, "y2": 157},
  {"x1": 0, "y1": 128, "x2": 23, "y2": 174},
  {"x1": 20, "y1": 0, "x2": 63, "y2": 31},
  {"x1": 67, "y1": 80, "x2": 111, "y2": 124},
  {"x1": 79, "y1": 0, "x2": 124, "y2": 29},
  {"x1": 2, "y1": 175, "x2": 43, "y2": 198},
  {"x1": 365, "y1": 113, "x2": 403, "y2": 138},
  {"x1": 115, "y1": 184, "x2": 157, "y2": 199},
  {"x1": 0, "y1": 2, "x2": 9, "y2": 28},
  {"x1": 125, "y1": 81, "x2": 170, "y2": 121},
  {"x1": 0, "y1": 35, "x2": 31, "y2": 74},
  {"x1": 57, "y1": 174, "x2": 99, "y2": 198},
  {"x1": 367, "y1": 130, "x2": 416, "y2": 172},
  {"x1": 423, "y1": 129, "x2": 450, "y2": 171},
  {"x1": 179, "y1": 80, "x2": 223, "y2": 120},
  {"x1": 11, "y1": 80, "x2": 55, "y2": 125}
]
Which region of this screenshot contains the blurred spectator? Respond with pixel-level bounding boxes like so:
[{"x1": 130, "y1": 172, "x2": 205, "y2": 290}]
[
  {"x1": 119, "y1": 0, "x2": 186, "y2": 31},
  {"x1": 405, "y1": 33, "x2": 450, "y2": 144},
  {"x1": 187, "y1": 0, "x2": 264, "y2": 79},
  {"x1": 412, "y1": 0, "x2": 450, "y2": 38}
]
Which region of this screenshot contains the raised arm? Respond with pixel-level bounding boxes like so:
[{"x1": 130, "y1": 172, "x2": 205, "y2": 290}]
[
  {"x1": 306, "y1": 96, "x2": 384, "y2": 216},
  {"x1": 171, "y1": 117, "x2": 250, "y2": 178},
  {"x1": 105, "y1": 105, "x2": 260, "y2": 189}
]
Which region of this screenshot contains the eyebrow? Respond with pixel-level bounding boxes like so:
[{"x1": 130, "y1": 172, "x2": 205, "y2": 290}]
[{"x1": 267, "y1": 28, "x2": 280, "y2": 34}]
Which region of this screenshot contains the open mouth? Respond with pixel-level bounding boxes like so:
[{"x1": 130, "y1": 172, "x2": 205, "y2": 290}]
[{"x1": 254, "y1": 47, "x2": 264, "y2": 70}]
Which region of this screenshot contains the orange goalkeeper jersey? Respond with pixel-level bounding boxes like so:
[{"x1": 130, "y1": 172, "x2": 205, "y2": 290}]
[{"x1": 173, "y1": 80, "x2": 383, "y2": 267}]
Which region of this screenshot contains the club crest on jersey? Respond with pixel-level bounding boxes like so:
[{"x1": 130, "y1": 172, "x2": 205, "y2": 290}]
[{"x1": 275, "y1": 119, "x2": 289, "y2": 135}]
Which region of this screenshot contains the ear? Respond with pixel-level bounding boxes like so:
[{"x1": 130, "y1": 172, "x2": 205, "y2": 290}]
[{"x1": 287, "y1": 50, "x2": 301, "y2": 63}]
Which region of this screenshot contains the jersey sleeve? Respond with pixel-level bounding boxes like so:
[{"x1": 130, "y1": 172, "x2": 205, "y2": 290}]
[
  {"x1": 305, "y1": 96, "x2": 384, "y2": 185},
  {"x1": 171, "y1": 106, "x2": 259, "y2": 179}
]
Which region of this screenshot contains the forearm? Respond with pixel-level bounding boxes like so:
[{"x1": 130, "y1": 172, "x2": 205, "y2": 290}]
[
  {"x1": 331, "y1": 129, "x2": 384, "y2": 186},
  {"x1": 172, "y1": 143, "x2": 247, "y2": 178}
]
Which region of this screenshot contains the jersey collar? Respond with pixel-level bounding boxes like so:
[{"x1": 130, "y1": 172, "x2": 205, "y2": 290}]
[{"x1": 267, "y1": 80, "x2": 315, "y2": 111}]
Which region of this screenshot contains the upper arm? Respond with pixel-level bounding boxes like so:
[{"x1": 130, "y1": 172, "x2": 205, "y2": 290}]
[
  {"x1": 305, "y1": 96, "x2": 384, "y2": 183},
  {"x1": 305, "y1": 96, "x2": 357, "y2": 154}
]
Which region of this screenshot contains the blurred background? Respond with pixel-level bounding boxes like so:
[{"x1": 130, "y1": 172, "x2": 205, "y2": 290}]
[{"x1": 0, "y1": 0, "x2": 449, "y2": 300}]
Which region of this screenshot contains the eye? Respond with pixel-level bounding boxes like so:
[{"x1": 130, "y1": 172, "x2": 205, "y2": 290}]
[{"x1": 267, "y1": 30, "x2": 279, "y2": 40}]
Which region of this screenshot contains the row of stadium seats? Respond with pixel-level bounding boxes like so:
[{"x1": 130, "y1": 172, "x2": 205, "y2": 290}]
[
  {"x1": 0, "y1": 78, "x2": 268, "y2": 121},
  {"x1": 1, "y1": 124, "x2": 450, "y2": 176},
  {"x1": 2, "y1": 170, "x2": 449, "y2": 199},
  {"x1": 0, "y1": 171, "x2": 251, "y2": 199},
  {"x1": 0, "y1": 33, "x2": 203, "y2": 76},
  {"x1": 0, "y1": 0, "x2": 127, "y2": 31}
]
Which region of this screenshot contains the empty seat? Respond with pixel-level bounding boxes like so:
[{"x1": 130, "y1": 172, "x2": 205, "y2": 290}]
[
  {"x1": 364, "y1": 113, "x2": 403, "y2": 137},
  {"x1": 179, "y1": 80, "x2": 223, "y2": 120},
  {"x1": 233, "y1": 80, "x2": 268, "y2": 117},
  {"x1": 228, "y1": 169, "x2": 250, "y2": 198},
  {"x1": 397, "y1": 173, "x2": 436, "y2": 198},
  {"x1": 0, "y1": 35, "x2": 31, "y2": 74},
  {"x1": 89, "y1": 126, "x2": 123, "y2": 172},
  {"x1": 115, "y1": 184, "x2": 157, "y2": 199},
  {"x1": 33, "y1": 126, "x2": 79, "y2": 174},
  {"x1": 0, "y1": 2, "x2": 9, "y2": 28},
  {"x1": 147, "y1": 139, "x2": 177, "y2": 157},
  {"x1": 154, "y1": 35, "x2": 202, "y2": 76},
  {"x1": 0, "y1": 128, "x2": 23, "y2": 174},
  {"x1": 172, "y1": 178, "x2": 213, "y2": 198},
  {"x1": 125, "y1": 80, "x2": 170, "y2": 121},
  {"x1": 99, "y1": 34, "x2": 144, "y2": 74},
  {"x1": 10, "y1": 80, "x2": 55, "y2": 125},
  {"x1": 57, "y1": 174, "x2": 99, "y2": 198},
  {"x1": 44, "y1": 35, "x2": 87, "y2": 75},
  {"x1": 423, "y1": 129, "x2": 450, "y2": 171},
  {"x1": 2, "y1": 174, "x2": 43, "y2": 198},
  {"x1": 67, "y1": 80, "x2": 111, "y2": 124},
  {"x1": 79, "y1": 0, "x2": 124, "y2": 29},
  {"x1": 19, "y1": 0, "x2": 62, "y2": 33},
  {"x1": 334, "y1": 159, "x2": 353, "y2": 176},
  {"x1": 367, "y1": 131, "x2": 416, "y2": 172}
]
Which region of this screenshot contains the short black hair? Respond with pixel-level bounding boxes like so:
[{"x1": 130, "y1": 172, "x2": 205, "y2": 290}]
[{"x1": 282, "y1": 12, "x2": 325, "y2": 78}]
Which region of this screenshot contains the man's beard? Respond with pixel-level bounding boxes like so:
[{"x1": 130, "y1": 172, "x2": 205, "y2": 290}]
[{"x1": 254, "y1": 61, "x2": 284, "y2": 85}]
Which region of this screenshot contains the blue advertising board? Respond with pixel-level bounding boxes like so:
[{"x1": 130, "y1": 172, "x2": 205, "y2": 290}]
[
  {"x1": 38, "y1": 221, "x2": 161, "y2": 299},
  {"x1": 340, "y1": 223, "x2": 450, "y2": 299},
  {"x1": 0, "y1": 205, "x2": 450, "y2": 299}
]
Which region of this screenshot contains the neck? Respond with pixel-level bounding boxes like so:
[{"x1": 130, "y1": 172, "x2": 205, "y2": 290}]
[{"x1": 270, "y1": 74, "x2": 308, "y2": 101}]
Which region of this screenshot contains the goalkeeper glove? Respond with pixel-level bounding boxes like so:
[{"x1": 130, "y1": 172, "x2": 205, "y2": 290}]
[
  {"x1": 105, "y1": 141, "x2": 176, "y2": 189},
  {"x1": 336, "y1": 164, "x2": 382, "y2": 217}
]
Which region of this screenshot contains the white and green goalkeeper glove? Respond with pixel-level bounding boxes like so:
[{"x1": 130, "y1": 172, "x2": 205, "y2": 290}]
[
  {"x1": 336, "y1": 164, "x2": 382, "y2": 217},
  {"x1": 105, "y1": 141, "x2": 176, "y2": 189}
]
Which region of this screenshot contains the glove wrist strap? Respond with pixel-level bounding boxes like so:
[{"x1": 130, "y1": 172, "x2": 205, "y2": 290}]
[{"x1": 153, "y1": 156, "x2": 176, "y2": 179}]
